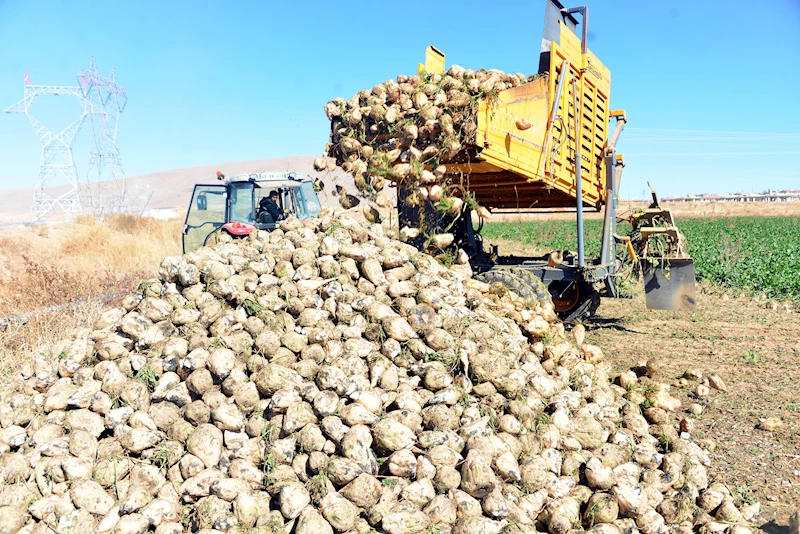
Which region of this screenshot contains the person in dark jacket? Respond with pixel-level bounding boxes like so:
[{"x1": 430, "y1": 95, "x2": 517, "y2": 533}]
[{"x1": 259, "y1": 190, "x2": 284, "y2": 222}]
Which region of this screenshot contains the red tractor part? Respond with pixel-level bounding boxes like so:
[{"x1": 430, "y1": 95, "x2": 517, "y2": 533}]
[{"x1": 222, "y1": 221, "x2": 255, "y2": 236}]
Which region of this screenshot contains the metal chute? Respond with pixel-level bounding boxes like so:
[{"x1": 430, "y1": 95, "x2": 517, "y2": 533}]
[
  {"x1": 642, "y1": 259, "x2": 697, "y2": 311},
  {"x1": 629, "y1": 185, "x2": 697, "y2": 311}
]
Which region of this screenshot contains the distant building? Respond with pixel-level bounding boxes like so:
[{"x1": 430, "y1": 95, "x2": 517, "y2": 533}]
[{"x1": 664, "y1": 190, "x2": 800, "y2": 202}]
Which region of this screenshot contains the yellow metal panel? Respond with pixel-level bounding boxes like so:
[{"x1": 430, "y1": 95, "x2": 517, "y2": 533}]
[
  {"x1": 556, "y1": 21, "x2": 611, "y2": 95},
  {"x1": 540, "y1": 25, "x2": 610, "y2": 208},
  {"x1": 472, "y1": 55, "x2": 609, "y2": 209},
  {"x1": 417, "y1": 46, "x2": 445, "y2": 75},
  {"x1": 474, "y1": 77, "x2": 551, "y2": 183},
  {"x1": 446, "y1": 161, "x2": 505, "y2": 174},
  {"x1": 434, "y1": 22, "x2": 615, "y2": 211}
]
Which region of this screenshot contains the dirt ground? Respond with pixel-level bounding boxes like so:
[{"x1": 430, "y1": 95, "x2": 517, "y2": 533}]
[
  {"x1": 491, "y1": 232, "x2": 800, "y2": 530},
  {"x1": 584, "y1": 291, "x2": 800, "y2": 531}
]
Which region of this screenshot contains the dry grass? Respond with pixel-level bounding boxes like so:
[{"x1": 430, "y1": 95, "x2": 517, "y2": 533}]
[
  {"x1": 0, "y1": 214, "x2": 182, "y2": 369},
  {"x1": 0, "y1": 214, "x2": 181, "y2": 312},
  {"x1": 57, "y1": 214, "x2": 181, "y2": 278},
  {"x1": 0, "y1": 302, "x2": 110, "y2": 390}
]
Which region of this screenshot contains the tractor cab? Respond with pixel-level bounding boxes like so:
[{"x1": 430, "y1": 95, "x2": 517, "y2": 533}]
[{"x1": 182, "y1": 172, "x2": 321, "y2": 253}]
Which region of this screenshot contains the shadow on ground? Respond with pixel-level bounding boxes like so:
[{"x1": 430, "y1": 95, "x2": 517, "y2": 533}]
[
  {"x1": 584, "y1": 316, "x2": 651, "y2": 335},
  {"x1": 760, "y1": 520, "x2": 789, "y2": 534}
]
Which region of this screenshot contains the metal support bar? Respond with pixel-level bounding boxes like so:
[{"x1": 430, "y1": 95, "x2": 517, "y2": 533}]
[
  {"x1": 607, "y1": 114, "x2": 626, "y2": 152},
  {"x1": 572, "y1": 77, "x2": 584, "y2": 266},
  {"x1": 599, "y1": 150, "x2": 623, "y2": 298},
  {"x1": 539, "y1": 60, "x2": 570, "y2": 181},
  {"x1": 612, "y1": 157, "x2": 624, "y2": 241},
  {"x1": 599, "y1": 153, "x2": 615, "y2": 266},
  {"x1": 599, "y1": 114, "x2": 626, "y2": 267},
  {"x1": 563, "y1": 6, "x2": 589, "y2": 56}
]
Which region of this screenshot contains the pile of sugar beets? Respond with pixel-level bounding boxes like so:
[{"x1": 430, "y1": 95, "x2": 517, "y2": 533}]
[
  {"x1": 314, "y1": 66, "x2": 538, "y2": 245},
  {"x1": 0, "y1": 214, "x2": 759, "y2": 534}
]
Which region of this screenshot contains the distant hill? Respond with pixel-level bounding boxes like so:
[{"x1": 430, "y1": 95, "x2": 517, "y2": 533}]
[{"x1": 0, "y1": 155, "x2": 385, "y2": 223}]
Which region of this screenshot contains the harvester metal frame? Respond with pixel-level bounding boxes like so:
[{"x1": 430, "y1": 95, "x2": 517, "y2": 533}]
[{"x1": 397, "y1": 0, "x2": 695, "y2": 321}]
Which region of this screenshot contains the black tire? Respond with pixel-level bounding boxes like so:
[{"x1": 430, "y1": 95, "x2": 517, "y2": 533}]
[
  {"x1": 548, "y1": 281, "x2": 601, "y2": 323},
  {"x1": 475, "y1": 269, "x2": 554, "y2": 309},
  {"x1": 507, "y1": 267, "x2": 552, "y2": 305}
]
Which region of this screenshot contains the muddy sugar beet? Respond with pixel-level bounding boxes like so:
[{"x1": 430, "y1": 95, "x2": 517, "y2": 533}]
[
  {"x1": 0, "y1": 214, "x2": 758, "y2": 534},
  {"x1": 315, "y1": 67, "x2": 551, "y2": 240}
]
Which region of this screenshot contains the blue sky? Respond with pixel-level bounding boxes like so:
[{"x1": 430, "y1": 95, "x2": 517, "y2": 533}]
[{"x1": 1, "y1": 0, "x2": 798, "y2": 198}]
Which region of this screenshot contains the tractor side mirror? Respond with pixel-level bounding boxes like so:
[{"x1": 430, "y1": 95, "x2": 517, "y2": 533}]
[{"x1": 197, "y1": 194, "x2": 207, "y2": 211}]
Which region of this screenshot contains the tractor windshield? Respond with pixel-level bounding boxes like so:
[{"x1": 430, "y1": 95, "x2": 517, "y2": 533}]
[
  {"x1": 183, "y1": 184, "x2": 227, "y2": 253},
  {"x1": 297, "y1": 182, "x2": 321, "y2": 219},
  {"x1": 229, "y1": 182, "x2": 255, "y2": 224}
]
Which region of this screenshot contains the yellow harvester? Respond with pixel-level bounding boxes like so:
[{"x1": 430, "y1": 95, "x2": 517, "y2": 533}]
[{"x1": 398, "y1": 0, "x2": 696, "y2": 321}]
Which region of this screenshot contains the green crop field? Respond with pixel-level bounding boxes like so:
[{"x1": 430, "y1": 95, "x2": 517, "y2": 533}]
[{"x1": 482, "y1": 216, "x2": 800, "y2": 301}]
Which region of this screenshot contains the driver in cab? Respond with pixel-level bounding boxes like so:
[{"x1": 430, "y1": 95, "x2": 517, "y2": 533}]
[{"x1": 259, "y1": 190, "x2": 285, "y2": 222}]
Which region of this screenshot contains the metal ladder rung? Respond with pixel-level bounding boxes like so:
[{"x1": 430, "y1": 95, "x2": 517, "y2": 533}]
[{"x1": 640, "y1": 226, "x2": 679, "y2": 237}]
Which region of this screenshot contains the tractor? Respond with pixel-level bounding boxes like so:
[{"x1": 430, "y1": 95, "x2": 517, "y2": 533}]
[{"x1": 182, "y1": 172, "x2": 322, "y2": 253}]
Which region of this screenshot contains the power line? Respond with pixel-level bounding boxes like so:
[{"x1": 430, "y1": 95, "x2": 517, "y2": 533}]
[
  {"x1": 625, "y1": 135, "x2": 800, "y2": 141},
  {"x1": 626, "y1": 127, "x2": 800, "y2": 136},
  {"x1": 625, "y1": 150, "x2": 800, "y2": 157}
]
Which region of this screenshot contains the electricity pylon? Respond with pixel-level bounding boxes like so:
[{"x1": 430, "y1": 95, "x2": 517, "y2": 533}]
[
  {"x1": 77, "y1": 57, "x2": 129, "y2": 214},
  {"x1": 5, "y1": 73, "x2": 102, "y2": 221}
]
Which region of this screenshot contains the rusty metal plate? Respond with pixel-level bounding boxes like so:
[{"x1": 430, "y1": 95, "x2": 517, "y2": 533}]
[{"x1": 642, "y1": 259, "x2": 697, "y2": 311}]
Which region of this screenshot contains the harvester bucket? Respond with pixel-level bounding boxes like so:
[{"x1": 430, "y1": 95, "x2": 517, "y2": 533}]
[{"x1": 642, "y1": 259, "x2": 697, "y2": 311}]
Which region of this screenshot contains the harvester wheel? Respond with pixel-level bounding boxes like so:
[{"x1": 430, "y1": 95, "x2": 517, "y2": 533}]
[
  {"x1": 507, "y1": 268, "x2": 552, "y2": 304},
  {"x1": 548, "y1": 281, "x2": 600, "y2": 323},
  {"x1": 475, "y1": 269, "x2": 554, "y2": 310}
]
